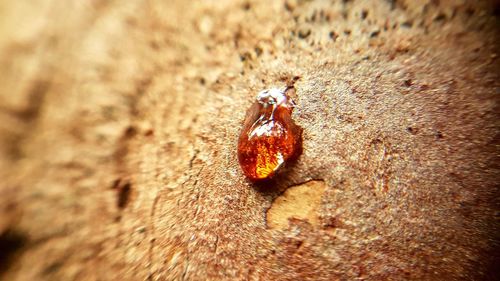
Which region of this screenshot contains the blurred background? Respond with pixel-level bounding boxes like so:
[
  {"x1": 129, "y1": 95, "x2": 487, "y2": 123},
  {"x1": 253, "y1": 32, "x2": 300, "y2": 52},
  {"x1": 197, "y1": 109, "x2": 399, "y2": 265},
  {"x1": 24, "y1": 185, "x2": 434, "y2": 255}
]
[{"x1": 0, "y1": 0, "x2": 499, "y2": 280}]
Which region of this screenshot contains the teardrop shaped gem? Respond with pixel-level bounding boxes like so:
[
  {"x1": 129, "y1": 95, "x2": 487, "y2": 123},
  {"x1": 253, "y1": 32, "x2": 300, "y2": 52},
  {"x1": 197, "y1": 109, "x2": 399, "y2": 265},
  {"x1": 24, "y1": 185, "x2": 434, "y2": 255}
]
[{"x1": 237, "y1": 87, "x2": 303, "y2": 181}]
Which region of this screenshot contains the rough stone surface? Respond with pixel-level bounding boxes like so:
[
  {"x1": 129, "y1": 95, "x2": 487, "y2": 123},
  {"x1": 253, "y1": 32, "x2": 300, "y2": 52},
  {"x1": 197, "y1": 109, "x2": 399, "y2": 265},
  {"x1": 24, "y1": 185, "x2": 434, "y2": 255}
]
[
  {"x1": 0, "y1": 0, "x2": 499, "y2": 280},
  {"x1": 267, "y1": 180, "x2": 326, "y2": 230}
]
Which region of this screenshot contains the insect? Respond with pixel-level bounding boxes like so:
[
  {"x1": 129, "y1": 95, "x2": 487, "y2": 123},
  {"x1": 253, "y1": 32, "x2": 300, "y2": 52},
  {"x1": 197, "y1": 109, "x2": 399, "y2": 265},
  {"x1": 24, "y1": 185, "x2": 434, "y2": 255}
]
[{"x1": 237, "y1": 86, "x2": 303, "y2": 181}]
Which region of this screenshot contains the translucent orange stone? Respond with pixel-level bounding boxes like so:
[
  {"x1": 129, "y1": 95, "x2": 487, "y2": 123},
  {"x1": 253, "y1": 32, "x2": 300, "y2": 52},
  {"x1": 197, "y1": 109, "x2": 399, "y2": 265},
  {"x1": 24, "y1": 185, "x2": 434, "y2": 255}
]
[{"x1": 238, "y1": 87, "x2": 302, "y2": 181}]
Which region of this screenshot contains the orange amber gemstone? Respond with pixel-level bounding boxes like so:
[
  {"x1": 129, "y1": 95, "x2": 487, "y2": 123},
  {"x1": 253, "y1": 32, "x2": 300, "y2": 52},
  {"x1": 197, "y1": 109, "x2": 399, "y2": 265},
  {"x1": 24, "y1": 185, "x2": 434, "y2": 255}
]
[{"x1": 238, "y1": 87, "x2": 302, "y2": 181}]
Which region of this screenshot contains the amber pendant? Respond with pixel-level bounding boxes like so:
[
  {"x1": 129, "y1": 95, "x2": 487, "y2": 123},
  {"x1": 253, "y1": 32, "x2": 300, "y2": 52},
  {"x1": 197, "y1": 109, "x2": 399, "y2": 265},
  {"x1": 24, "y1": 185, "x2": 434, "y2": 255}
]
[{"x1": 238, "y1": 87, "x2": 303, "y2": 181}]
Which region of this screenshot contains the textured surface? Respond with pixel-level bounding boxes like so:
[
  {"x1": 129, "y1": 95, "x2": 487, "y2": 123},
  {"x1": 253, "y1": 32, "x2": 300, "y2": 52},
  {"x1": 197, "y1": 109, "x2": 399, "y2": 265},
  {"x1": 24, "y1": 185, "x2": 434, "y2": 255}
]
[{"x1": 0, "y1": 0, "x2": 499, "y2": 280}]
